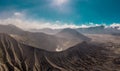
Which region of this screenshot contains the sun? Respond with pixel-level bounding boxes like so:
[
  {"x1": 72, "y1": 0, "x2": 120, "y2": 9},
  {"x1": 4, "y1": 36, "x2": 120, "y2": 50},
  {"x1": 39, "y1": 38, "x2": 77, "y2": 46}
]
[
  {"x1": 50, "y1": 0, "x2": 70, "y2": 13},
  {"x1": 52, "y1": 0, "x2": 68, "y2": 6}
]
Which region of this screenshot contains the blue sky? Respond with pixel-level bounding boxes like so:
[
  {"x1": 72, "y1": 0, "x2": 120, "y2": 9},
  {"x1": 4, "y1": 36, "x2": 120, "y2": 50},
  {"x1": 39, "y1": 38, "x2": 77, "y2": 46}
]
[{"x1": 0, "y1": 0, "x2": 120, "y2": 28}]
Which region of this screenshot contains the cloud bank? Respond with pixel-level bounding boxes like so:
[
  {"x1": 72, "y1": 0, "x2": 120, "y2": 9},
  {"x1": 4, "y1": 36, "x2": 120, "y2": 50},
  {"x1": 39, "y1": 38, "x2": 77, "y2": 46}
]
[{"x1": 0, "y1": 12, "x2": 120, "y2": 30}]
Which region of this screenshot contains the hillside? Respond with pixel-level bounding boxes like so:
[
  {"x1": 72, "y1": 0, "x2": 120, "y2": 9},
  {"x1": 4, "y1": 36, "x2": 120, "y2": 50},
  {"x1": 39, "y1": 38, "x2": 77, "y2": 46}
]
[
  {"x1": 0, "y1": 34, "x2": 120, "y2": 71},
  {"x1": 0, "y1": 24, "x2": 91, "y2": 51},
  {"x1": 0, "y1": 24, "x2": 62, "y2": 51},
  {"x1": 56, "y1": 28, "x2": 91, "y2": 41},
  {"x1": 0, "y1": 24, "x2": 25, "y2": 35},
  {"x1": 55, "y1": 28, "x2": 91, "y2": 50}
]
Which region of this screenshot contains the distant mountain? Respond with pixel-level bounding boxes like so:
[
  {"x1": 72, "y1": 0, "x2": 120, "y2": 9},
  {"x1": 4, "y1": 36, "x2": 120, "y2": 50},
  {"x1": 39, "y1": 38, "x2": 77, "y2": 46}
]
[
  {"x1": 76, "y1": 25, "x2": 120, "y2": 34},
  {"x1": 30, "y1": 28, "x2": 61, "y2": 35},
  {"x1": 56, "y1": 28, "x2": 91, "y2": 41},
  {"x1": 0, "y1": 24, "x2": 25, "y2": 35},
  {"x1": 0, "y1": 24, "x2": 92, "y2": 51},
  {"x1": 0, "y1": 34, "x2": 120, "y2": 71},
  {"x1": 28, "y1": 25, "x2": 120, "y2": 35},
  {"x1": 112, "y1": 33, "x2": 120, "y2": 36},
  {"x1": 109, "y1": 25, "x2": 120, "y2": 30},
  {"x1": 0, "y1": 24, "x2": 60, "y2": 51},
  {"x1": 0, "y1": 24, "x2": 89, "y2": 51},
  {"x1": 54, "y1": 28, "x2": 91, "y2": 51},
  {"x1": 30, "y1": 25, "x2": 120, "y2": 35},
  {"x1": 0, "y1": 24, "x2": 119, "y2": 51}
]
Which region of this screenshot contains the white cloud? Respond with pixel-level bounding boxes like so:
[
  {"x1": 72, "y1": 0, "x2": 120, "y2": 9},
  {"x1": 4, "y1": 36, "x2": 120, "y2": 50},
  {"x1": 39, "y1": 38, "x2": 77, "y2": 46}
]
[
  {"x1": 0, "y1": 12, "x2": 89, "y2": 30},
  {"x1": 0, "y1": 11, "x2": 120, "y2": 30},
  {"x1": 110, "y1": 23, "x2": 120, "y2": 27},
  {"x1": 109, "y1": 23, "x2": 120, "y2": 30},
  {"x1": 14, "y1": 12, "x2": 24, "y2": 17},
  {"x1": 0, "y1": 17, "x2": 87, "y2": 30}
]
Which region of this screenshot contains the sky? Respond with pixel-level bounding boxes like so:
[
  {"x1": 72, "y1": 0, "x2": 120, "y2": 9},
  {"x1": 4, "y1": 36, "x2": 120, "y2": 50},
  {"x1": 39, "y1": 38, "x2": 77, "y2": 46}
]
[{"x1": 0, "y1": 0, "x2": 120, "y2": 29}]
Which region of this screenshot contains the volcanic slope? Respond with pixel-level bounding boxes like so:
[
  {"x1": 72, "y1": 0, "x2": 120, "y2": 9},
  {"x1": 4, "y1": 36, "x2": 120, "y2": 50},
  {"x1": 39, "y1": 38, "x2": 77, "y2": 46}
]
[
  {"x1": 0, "y1": 34, "x2": 120, "y2": 71},
  {"x1": 56, "y1": 28, "x2": 91, "y2": 41},
  {"x1": 0, "y1": 24, "x2": 62, "y2": 51},
  {"x1": 55, "y1": 28, "x2": 91, "y2": 50}
]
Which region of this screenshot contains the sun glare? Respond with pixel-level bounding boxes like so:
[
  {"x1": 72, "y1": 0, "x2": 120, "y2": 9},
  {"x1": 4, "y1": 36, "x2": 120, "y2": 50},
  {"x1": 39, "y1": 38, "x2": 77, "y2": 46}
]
[{"x1": 52, "y1": 0, "x2": 68, "y2": 6}]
